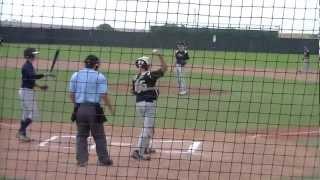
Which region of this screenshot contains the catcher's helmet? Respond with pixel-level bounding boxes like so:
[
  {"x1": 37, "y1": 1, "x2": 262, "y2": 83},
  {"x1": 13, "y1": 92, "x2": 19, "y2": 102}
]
[
  {"x1": 84, "y1": 54, "x2": 100, "y2": 68},
  {"x1": 24, "y1": 48, "x2": 39, "y2": 59},
  {"x1": 135, "y1": 56, "x2": 150, "y2": 69}
]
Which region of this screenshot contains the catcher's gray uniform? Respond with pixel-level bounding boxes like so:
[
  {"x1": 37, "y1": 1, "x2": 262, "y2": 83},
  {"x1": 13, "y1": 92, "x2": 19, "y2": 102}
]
[{"x1": 132, "y1": 57, "x2": 165, "y2": 159}]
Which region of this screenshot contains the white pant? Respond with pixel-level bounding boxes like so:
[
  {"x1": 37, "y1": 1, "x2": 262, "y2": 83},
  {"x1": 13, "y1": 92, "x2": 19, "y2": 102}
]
[
  {"x1": 176, "y1": 64, "x2": 187, "y2": 92},
  {"x1": 303, "y1": 58, "x2": 310, "y2": 73},
  {"x1": 19, "y1": 88, "x2": 39, "y2": 121},
  {"x1": 136, "y1": 101, "x2": 156, "y2": 154}
]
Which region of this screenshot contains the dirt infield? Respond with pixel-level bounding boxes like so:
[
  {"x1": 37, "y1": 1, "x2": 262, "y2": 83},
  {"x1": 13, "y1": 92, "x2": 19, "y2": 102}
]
[
  {"x1": 1, "y1": 58, "x2": 319, "y2": 180},
  {"x1": 0, "y1": 120, "x2": 319, "y2": 180},
  {"x1": 1, "y1": 58, "x2": 319, "y2": 82}
]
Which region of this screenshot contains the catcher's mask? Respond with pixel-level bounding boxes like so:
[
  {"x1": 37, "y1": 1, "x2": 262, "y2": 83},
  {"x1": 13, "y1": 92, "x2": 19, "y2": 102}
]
[
  {"x1": 135, "y1": 56, "x2": 150, "y2": 70},
  {"x1": 24, "y1": 48, "x2": 39, "y2": 59},
  {"x1": 84, "y1": 55, "x2": 100, "y2": 69}
]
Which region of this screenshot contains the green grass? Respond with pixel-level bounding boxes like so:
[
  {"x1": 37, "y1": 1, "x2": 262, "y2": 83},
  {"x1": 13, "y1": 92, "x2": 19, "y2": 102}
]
[
  {"x1": 0, "y1": 68, "x2": 319, "y2": 132},
  {"x1": 1, "y1": 43, "x2": 319, "y2": 71}
]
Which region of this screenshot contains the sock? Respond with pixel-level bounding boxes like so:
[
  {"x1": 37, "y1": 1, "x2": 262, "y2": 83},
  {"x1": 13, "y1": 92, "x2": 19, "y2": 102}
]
[{"x1": 19, "y1": 118, "x2": 32, "y2": 136}]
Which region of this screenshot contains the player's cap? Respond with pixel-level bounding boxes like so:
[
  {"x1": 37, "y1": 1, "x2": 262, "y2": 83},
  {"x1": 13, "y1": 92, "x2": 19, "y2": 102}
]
[
  {"x1": 135, "y1": 56, "x2": 150, "y2": 69},
  {"x1": 24, "y1": 47, "x2": 39, "y2": 59}
]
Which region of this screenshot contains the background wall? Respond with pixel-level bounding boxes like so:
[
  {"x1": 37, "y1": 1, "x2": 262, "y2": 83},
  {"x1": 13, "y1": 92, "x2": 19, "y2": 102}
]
[{"x1": 0, "y1": 26, "x2": 317, "y2": 53}]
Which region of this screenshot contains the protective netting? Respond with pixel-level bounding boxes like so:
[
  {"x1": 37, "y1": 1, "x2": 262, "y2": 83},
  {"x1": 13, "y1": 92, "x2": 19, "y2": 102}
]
[{"x1": 0, "y1": 0, "x2": 319, "y2": 180}]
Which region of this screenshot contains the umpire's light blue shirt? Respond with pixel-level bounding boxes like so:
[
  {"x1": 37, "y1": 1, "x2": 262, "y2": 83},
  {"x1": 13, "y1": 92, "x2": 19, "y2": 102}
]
[{"x1": 69, "y1": 68, "x2": 108, "y2": 104}]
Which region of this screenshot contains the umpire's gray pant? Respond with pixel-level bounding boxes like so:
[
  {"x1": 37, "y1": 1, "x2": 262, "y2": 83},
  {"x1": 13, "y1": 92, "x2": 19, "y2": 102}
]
[
  {"x1": 19, "y1": 88, "x2": 39, "y2": 121},
  {"x1": 176, "y1": 64, "x2": 187, "y2": 93},
  {"x1": 136, "y1": 101, "x2": 156, "y2": 155},
  {"x1": 76, "y1": 104, "x2": 110, "y2": 164}
]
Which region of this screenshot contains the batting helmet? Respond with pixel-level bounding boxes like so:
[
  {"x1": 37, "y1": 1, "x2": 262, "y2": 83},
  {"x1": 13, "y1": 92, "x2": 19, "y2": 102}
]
[
  {"x1": 84, "y1": 54, "x2": 100, "y2": 68},
  {"x1": 135, "y1": 56, "x2": 150, "y2": 70},
  {"x1": 24, "y1": 48, "x2": 39, "y2": 59}
]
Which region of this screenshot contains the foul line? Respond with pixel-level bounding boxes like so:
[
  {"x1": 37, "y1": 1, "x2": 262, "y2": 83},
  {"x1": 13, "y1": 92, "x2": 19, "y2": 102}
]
[{"x1": 250, "y1": 129, "x2": 320, "y2": 139}]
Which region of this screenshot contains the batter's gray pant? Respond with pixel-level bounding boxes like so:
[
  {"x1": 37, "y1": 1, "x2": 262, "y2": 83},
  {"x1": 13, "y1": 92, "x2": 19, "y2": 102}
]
[
  {"x1": 176, "y1": 64, "x2": 187, "y2": 93},
  {"x1": 136, "y1": 101, "x2": 156, "y2": 155},
  {"x1": 19, "y1": 88, "x2": 39, "y2": 121},
  {"x1": 76, "y1": 104, "x2": 110, "y2": 164}
]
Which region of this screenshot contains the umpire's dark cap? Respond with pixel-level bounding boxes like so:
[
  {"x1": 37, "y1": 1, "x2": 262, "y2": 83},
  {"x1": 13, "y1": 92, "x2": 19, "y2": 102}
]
[
  {"x1": 84, "y1": 54, "x2": 100, "y2": 68},
  {"x1": 24, "y1": 47, "x2": 39, "y2": 59}
]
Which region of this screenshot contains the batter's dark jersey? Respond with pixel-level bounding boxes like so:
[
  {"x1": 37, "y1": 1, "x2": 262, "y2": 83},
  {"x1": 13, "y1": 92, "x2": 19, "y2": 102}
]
[
  {"x1": 175, "y1": 50, "x2": 189, "y2": 66},
  {"x1": 132, "y1": 69, "x2": 164, "y2": 102},
  {"x1": 21, "y1": 61, "x2": 44, "y2": 89}
]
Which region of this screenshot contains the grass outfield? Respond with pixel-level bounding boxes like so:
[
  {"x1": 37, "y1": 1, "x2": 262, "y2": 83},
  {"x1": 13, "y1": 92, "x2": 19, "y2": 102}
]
[
  {"x1": 0, "y1": 68, "x2": 319, "y2": 132},
  {"x1": 1, "y1": 43, "x2": 320, "y2": 71}
]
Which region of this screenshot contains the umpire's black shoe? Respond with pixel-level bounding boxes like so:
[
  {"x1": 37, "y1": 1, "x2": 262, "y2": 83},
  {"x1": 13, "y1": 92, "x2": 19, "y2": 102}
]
[
  {"x1": 97, "y1": 159, "x2": 113, "y2": 166},
  {"x1": 77, "y1": 161, "x2": 88, "y2": 167},
  {"x1": 132, "y1": 150, "x2": 151, "y2": 160}
]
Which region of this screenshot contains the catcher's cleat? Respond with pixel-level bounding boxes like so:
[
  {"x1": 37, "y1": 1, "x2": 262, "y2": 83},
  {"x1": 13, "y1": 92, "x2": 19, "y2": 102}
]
[
  {"x1": 132, "y1": 150, "x2": 151, "y2": 161},
  {"x1": 144, "y1": 148, "x2": 156, "y2": 154},
  {"x1": 16, "y1": 132, "x2": 32, "y2": 142}
]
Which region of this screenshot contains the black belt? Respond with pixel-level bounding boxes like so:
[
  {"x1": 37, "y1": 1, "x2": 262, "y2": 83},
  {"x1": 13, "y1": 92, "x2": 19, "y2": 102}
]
[
  {"x1": 78, "y1": 102, "x2": 99, "y2": 107},
  {"x1": 137, "y1": 100, "x2": 155, "y2": 103}
]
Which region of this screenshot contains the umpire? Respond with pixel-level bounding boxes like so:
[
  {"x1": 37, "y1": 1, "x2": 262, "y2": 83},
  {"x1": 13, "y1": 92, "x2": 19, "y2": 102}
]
[{"x1": 69, "y1": 55, "x2": 115, "y2": 167}]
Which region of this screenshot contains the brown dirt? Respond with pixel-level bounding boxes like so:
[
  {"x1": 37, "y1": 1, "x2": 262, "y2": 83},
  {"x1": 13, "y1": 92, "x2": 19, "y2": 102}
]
[
  {"x1": 1, "y1": 58, "x2": 319, "y2": 179},
  {"x1": 0, "y1": 120, "x2": 319, "y2": 180},
  {"x1": 1, "y1": 58, "x2": 319, "y2": 82}
]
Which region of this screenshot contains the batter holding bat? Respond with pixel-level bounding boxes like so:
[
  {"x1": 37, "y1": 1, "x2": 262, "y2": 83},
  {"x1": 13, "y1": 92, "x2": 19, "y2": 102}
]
[
  {"x1": 17, "y1": 48, "x2": 55, "y2": 142},
  {"x1": 131, "y1": 49, "x2": 167, "y2": 160}
]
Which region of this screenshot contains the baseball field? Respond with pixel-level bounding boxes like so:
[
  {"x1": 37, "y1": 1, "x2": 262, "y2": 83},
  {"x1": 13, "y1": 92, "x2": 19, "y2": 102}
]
[{"x1": 0, "y1": 43, "x2": 319, "y2": 180}]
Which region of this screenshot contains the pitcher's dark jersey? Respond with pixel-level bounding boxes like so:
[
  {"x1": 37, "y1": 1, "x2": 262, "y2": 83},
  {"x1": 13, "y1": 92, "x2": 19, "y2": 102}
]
[
  {"x1": 132, "y1": 69, "x2": 164, "y2": 102},
  {"x1": 175, "y1": 50, "x2": 189, "y2": 66},
  {"x1": 304, "y1": 49, "x2": 310, "y2": 59}
]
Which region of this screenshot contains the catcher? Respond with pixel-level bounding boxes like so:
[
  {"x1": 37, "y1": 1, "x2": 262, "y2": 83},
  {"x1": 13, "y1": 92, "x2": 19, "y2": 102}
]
[{"x1": 131, "y1": 49, "x2": 167, "y2": 160}]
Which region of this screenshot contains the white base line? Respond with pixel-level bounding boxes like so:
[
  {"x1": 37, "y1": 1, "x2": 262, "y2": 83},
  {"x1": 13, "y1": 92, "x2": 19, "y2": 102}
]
[
  {"x1": 250, "y1": 129, "x2": 320, "y2": 139},
  {"x1": 39, "y1": 136, "x2": 59, "y2": 147},
  {"x1": 111, "y1": 142, "x2": 132, "y2": 146},
  {"x1": 187, "y1": 142, "x2": 201, "y2": 153},
  {"x1": 38, "y1": 135, "x2": 202, "y2": 155}
]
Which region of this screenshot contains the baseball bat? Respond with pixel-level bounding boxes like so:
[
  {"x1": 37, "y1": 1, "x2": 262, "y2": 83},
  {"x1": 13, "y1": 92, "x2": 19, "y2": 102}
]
[{"x1": 49, "y1": 49, "x2": 60, "y2": 72}]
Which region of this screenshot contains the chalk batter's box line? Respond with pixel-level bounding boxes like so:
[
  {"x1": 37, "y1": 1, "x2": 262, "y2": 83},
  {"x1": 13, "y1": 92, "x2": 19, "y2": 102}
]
[{"x1": 38, "y1": 135, "x2": 202, "y2": 155}]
